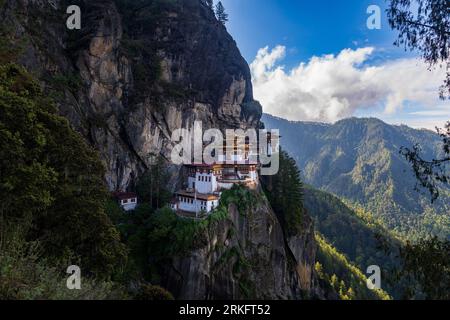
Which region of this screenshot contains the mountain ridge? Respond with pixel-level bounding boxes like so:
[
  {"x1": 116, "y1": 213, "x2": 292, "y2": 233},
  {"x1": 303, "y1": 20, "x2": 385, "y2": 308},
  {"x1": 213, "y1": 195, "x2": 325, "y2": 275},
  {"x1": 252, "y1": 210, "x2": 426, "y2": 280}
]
[{"x1": 262, "y1": 113, "x2": 450, "y2": 240}]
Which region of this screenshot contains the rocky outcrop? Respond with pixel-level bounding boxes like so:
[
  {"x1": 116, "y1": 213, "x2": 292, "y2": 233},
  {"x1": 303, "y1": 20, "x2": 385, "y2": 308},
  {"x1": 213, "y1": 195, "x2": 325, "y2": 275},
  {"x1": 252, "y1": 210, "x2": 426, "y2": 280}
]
[
  {"x1": 1, "y1": 0, "x2": 261, "y2": 191},
  {"x1": 0, "y1": 0, "x2": 318, "y2": 300},
  {"x1": 162, "y1": 189, "x2": 315, "y2": 300}
]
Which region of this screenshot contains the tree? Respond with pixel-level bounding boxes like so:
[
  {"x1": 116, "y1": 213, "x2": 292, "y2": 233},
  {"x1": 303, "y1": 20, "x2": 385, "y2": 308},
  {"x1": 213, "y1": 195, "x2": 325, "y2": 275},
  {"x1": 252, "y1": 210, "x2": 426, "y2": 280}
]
[
  {"x1": 387, "y1": 0, "x2": 450, "y2": 99},
  {"x1": 387, "y1": 0, "x2": 450, "y2": 200},
  {"x1": 398, "y1": 237, "x2": 450, "y2": 299},
  {"x1": 262, "y1": 149, "x2": 305, "y2": 236},
  {"x1": 215, "y1": 1, "x2": 228, "y2": 25},
  {"x1": 134, "y1": 284, "x2": 174, "y2": 300},
  {"x1": 0, "y1": 63, "x2": 127, "y2": 277},
  {"x1": 400, "y1": 123, "x2": 449, "y2": 202},
  {"x1": 205, "y1": 0, "x2": 213, "y2": 10},
  {"x1": 136, "y1": 153, "x2": 171, "y2": 209}
]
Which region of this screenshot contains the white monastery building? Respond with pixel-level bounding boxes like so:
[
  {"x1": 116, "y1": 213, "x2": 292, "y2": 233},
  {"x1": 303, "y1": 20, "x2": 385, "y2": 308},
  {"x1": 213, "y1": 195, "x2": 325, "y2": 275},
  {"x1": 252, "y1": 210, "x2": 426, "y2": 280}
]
[
  {"x1": 170, "y1": 134, "x2": 270, "y2": 217},
  {"x1": 113, "y1": 192, "x2": 138, "y2": 211}
]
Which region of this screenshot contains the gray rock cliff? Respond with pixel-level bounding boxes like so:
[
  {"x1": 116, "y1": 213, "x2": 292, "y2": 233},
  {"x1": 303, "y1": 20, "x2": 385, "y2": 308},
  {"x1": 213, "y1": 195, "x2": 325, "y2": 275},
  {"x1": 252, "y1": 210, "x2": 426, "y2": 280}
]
[{"x1": 0, "y1": 0, "x2": 317, "y2": 299}]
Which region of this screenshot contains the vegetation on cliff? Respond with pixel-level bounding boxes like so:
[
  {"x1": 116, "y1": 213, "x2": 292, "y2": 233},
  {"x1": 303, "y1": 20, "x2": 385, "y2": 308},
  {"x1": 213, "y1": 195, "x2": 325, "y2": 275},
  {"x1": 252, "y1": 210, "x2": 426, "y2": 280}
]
[
  {"x1": 262, "y1": 150, "x2": 305, "y2": 237},
  {"x1": 0, "y1": 63, "x2": 128, "y2": 298}
]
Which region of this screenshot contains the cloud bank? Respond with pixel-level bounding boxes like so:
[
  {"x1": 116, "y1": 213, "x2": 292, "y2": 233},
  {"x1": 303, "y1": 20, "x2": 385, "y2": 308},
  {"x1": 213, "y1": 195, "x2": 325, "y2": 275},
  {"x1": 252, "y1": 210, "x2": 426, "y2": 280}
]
[{"x1": 250, "y1": 46, "x2": 448, "y2": 123}]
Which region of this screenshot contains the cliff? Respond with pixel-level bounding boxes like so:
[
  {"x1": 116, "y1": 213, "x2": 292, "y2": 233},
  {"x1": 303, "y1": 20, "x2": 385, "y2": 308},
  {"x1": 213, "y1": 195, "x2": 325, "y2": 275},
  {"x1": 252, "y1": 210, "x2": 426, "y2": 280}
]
[
  {"x1": 0, "y1": 0, "x2": 317, "y2": 299},
  {"x1": 1, "y1": 0, "x2": 261, "y2": 190},
  {"x1": 162, "y1": 187, "x2": 317, "y2": 300}
]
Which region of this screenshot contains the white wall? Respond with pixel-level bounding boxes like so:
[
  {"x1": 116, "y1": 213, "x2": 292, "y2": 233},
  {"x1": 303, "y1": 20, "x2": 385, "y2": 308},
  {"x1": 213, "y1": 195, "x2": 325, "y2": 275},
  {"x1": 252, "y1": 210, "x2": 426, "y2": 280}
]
[
  {"x1": 195, "y1": 172, "x2": 218, "y2": 194},
  {"x1": 218, "y1": 181, "x2": 234, "y2": 190},
  {"x1": 178, "y1": 196, "x2": 198, "y2": 212},
  {"x1": 121, "y1": 198, "x2": 137, "y2": 211},
  {"x1": 177, "y1": 196, "x2": 218, "y2": 213}
]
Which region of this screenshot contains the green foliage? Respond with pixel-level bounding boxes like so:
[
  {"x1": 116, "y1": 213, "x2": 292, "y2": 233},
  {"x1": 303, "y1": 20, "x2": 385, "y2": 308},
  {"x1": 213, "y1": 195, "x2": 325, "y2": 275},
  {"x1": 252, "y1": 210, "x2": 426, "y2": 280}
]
[
  {"x1": 219, "y1": 184, "x2": 259, "y2": 215},
  {"x1": 146, "y1": 207, "x2": 208, "y2": 259},
  {"x1": 120, "y1": 38, "x2": 162, "y2": 99},
  {"x1": 304, "y1": 186, "x2": 402, "y2": 293},
  {"x1": 397, "y1": 237, "x2": 450, "y2": 299},
  {"x1": 134, "y1": 284, "x2": 174, "y2": 300},
  {"x1": 315, "y1": 233, "x2": 391, "y2": 300},
  {"x1": 115, "y1": 0, "x2": 177, "y2": 105},
  {"x1": 262, "y1": 114, "x2": 450, "y2": 240},
  {"x1": 111, "y1": 185, "x2": 258, "y2": 290},
  {"x1": 262, "y1": 149, "x2": 305, "y2": 236},
  {"x1": 0, "y1": 28, "x2": 27, "y2": 65},
  {"x1": 400, "y1": 121, "x2": 449, "y2": 203},
  {"x1": 47, "y1": 73, "x2": 82, "y2": 95},
  {"x1": 136, "y1": 153, "x2": 172, "y2": 210},
  {"x1": 0, "y1": 63, "x2": 127, "y2": 277},
  {"x1": 0, "y1": 226, "x2": 128, "y2": 300}
]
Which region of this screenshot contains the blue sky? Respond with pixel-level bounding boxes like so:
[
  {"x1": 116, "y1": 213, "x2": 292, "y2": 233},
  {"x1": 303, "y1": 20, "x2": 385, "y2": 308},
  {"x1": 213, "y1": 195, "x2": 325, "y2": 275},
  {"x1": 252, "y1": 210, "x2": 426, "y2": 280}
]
[{"x1": 219, "y1": 0, "x2": 449, "y2": 130}]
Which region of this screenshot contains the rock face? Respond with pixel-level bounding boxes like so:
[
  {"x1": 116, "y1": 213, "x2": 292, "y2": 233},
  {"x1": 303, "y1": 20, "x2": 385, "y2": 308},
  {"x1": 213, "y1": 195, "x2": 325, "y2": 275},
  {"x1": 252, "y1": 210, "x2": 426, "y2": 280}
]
[
  {"x1": 0, "y1": 0, "x2": 317, "y2": 299},
  {"x1": 1, "y1": 0, "x2": 261, "y2": 191},
  {"x1": 162, "y1": 189, "x2": 316, "y2": 300}
]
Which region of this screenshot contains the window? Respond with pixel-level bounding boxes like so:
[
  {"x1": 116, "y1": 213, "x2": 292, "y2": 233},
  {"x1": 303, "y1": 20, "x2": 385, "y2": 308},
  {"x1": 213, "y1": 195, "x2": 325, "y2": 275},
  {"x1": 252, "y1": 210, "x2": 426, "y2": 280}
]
[
  {"x1": 131, "y1": 198, "x2": 136, "y2": 203},
  {"x1": 122, "y1": 199, "x2": 128, "y2": 204}
]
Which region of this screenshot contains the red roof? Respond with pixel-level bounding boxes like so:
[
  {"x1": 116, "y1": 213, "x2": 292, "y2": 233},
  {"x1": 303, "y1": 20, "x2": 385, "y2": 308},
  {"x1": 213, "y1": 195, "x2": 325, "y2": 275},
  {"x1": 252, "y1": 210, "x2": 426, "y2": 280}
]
[{"x1": 112, "y1": 192, "x2": 137, "y2": 200}]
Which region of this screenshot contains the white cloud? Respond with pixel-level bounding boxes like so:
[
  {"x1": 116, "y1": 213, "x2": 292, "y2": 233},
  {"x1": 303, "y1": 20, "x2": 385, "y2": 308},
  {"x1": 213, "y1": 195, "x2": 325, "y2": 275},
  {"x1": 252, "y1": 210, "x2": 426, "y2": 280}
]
[
  {"x1": 250, "y1": 46, "x2": 449, "y2": 123},
  {"x1": 408, "y1": 105, "x2": 450, "y2": 117}
]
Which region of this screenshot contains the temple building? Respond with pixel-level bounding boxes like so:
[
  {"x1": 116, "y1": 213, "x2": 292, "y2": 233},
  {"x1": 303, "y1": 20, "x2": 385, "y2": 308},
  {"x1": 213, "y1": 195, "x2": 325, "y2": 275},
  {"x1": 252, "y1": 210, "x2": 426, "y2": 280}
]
[
  {"x1": 113, "y1": 192, "x2": 138, "y2": 211},
  {"x1": 170, "y1": 134, "x2": 264, "y2": 217}
]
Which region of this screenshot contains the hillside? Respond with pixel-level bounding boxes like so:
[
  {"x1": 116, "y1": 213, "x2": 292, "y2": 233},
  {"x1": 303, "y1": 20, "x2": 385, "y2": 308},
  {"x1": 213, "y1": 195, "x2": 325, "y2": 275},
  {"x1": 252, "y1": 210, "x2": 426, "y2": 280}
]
[
  {"x1": 303, "y1": 186, "x2": 405, "y2": 298},
  {"x1": 0, "y1": 0, "x2": 317, "y2": 300},
  {"x1": 263, "y1": 114, "x2": 450, "y2": 240}
]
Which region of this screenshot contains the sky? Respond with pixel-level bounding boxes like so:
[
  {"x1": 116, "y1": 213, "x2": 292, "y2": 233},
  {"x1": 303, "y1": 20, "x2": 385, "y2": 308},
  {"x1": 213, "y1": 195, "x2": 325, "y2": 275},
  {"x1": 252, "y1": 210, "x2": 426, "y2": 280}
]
[{"x1": 219, "y1": 0, "x2": 449, "y2": 130}]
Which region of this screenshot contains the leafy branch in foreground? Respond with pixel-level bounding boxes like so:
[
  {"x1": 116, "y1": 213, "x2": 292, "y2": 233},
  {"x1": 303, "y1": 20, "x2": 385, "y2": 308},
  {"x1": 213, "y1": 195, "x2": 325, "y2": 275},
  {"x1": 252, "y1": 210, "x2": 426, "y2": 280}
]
[
  {"x1": 387, "y1": 0, "x2": 450, "y2": 99},
  {"x1": 387, "y1": 0, "x2": 449, "y2": 201},
  {"x1": 397, "y1": 237, "x2": 450, "y2": 300},
  {"x1": 400, "y1": 121, "x2": 450, "y2": 202}
]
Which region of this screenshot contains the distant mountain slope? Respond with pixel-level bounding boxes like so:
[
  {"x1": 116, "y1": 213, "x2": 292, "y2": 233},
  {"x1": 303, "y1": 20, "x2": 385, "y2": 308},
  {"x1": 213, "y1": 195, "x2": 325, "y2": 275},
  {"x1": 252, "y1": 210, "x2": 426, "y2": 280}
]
[
  {"x1": 314, "y1": 233, "x2": 391, "y2": 300},
  {"x1": 304, "y1": 186, "x2": 403, "y2": 298},
  {"x1": 263, "y1": 114, "x2": 450, "y2": 239},
  {"x1": 304, "y1": 186, "x2": 401, "y2": 268}
]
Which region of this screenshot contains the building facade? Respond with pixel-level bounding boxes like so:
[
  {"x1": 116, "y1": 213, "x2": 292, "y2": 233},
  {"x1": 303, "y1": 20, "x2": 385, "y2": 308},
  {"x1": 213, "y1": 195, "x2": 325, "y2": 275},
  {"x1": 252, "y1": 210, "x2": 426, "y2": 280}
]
[
  {"x1": 170, "y1": 137, "x2": 261, "y2": 217},
  {"x1": 113, "y1": 192, "x2": 138, "y2": 211}
]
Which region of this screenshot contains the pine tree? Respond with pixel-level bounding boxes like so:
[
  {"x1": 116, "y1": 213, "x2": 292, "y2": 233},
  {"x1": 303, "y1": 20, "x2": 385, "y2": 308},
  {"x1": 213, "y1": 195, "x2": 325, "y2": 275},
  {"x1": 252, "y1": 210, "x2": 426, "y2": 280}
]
[
  {"x1": 0, "y1": 64, "x2": 127, "y2": 276},
  {"x1": 330, "y1": 274, "x2": 339, "y2": 289},
  {"x1": 205, "y1": 0, "x2": 213, "y2": 10},
  {"x1": 215, "y1": 1, "x2": 228, "y2": 25},
  {"x1": 136, "y1": 153, "x2": 171, "y2": 209},
  {"x1": 261, "y1": 149, "x2": 305, "y2": 236}
]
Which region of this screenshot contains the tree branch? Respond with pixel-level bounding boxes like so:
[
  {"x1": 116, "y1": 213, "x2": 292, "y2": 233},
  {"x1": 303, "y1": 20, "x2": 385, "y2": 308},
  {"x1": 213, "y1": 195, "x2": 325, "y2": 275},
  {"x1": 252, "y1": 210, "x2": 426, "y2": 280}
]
[{"x1": 405, "y1": 19, "x2": 450, "y2": 36}]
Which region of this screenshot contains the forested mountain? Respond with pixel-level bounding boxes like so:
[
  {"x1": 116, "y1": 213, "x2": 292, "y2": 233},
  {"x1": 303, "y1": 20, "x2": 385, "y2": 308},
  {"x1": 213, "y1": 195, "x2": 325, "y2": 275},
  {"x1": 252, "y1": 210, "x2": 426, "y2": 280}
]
[
  {"x1": 0, "y1": 0, "x2": 316, "y2": 300},
  {"x1": 303, "y1": 186, "x2": 403, "y2": 298},
  {"x1": 263, "y1": 114, "x2": 450, "y2": 240}
]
